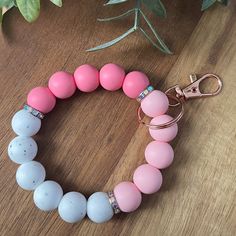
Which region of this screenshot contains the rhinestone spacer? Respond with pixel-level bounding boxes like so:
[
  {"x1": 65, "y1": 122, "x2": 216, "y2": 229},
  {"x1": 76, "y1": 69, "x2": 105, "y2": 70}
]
[
  {"x1": 107, "y1": 191, "x2": 121, "y2": 214},
  {"x1": 136, "y1": 85, "x2": 154, "y2": 102},
  {"x1": 24, "y1": 105, "x2": 44, "y2": 119}
]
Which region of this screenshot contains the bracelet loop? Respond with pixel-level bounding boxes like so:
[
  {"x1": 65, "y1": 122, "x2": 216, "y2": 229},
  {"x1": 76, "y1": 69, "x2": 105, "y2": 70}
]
[{"x1": 10, "y1": 65, "x2": 222, "y2": 225}]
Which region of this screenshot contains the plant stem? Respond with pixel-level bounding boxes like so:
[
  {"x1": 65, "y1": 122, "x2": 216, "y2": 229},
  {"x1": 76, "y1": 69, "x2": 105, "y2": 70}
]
[
  {"x1": 98, "y1": 8, "x2": 135, "y2": 22},
  {"x1": 134, "y1": 0, "x2": 140, "y2": 30}
]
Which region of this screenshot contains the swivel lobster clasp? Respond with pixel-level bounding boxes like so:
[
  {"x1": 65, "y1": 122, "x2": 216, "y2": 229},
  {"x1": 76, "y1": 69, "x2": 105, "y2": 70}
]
[
  {"x1": 166, "y1": 73, "x2": 223, "y2": 101},
  {"x1": 138, "y1": 73, "x2": 223, "y2": 130}
]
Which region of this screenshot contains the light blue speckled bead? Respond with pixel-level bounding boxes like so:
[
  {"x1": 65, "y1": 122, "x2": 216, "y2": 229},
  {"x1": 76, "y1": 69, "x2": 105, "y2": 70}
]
[
  {"x1": 58, "y1": 192, "x2": 87, "y2": 223},
  {"x1": 8, "y1": 136, "x2": 38, "y2": 164},
  {"x1": 11, "y1": 109, "x2": 41, "y2": 136},
  {"x1": 87, "y1": 192, "x2": 114, "y2": 223},
  {"x1": 16, "y1": 161, "x2": 46, "y2": 190},
  {"x1": 33, "y1": 180, "x2": 63, "y2": 211}
]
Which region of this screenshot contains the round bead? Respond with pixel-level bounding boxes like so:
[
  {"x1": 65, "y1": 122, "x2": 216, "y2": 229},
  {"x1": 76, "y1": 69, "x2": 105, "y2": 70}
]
[
  {"x1": 114, "y1": 181, "x2": 142, "y2": 212},
  {"x1": 33, "y1": 180, "x2": 63, "y2": 211},
  {"x1": 16, "y1": 161, "x2": 46, "y2": 190},
  {"x1": 149, "y1": 115, "x2": 178, "y2": 142},
  {"x1": 27, "y1": 87, "x2": 56, "y2": 113},
  {"x1": 133, "y1": 164, "x2": 163, "y2": 194},
  {"x1": 123, "y1": 71, "x2": 150, "y2": 98},
  {"x1": 74, "y1": 64, "x2": 99, "y2": 92},
  {"x1": 100, "y1": 63, "x2": 125, "y2": 91},
  {"x1": 87, "y1": 192, "x2": 114, "y2": 223},
  {"x1": 58, "y1": 192, "x2": 87, "y2": 223},
  {"x1": 48, "y1": 71, "x2": 76, "y2": 99},
  {"x1": 145, "y1": 141, "x2": 174, "y2": 169},
  {"x1": 11, "y1": 110, "x2": 41, "y2": 136},
  {"x1": 8, "y1": 136, "x2": 38, "y2": 164},
  {"x1": 141, "y1": 90, "x2": 169, "y2": 117}
]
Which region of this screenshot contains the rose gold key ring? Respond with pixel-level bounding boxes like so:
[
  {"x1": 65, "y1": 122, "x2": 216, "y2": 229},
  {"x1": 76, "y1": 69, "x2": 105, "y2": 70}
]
[
  {"x1": 137, "y1": 73, "x2": 223, "y2": 129},
  {"x1": 137, "y1": 94, "x2": 184, "y2": 129}
]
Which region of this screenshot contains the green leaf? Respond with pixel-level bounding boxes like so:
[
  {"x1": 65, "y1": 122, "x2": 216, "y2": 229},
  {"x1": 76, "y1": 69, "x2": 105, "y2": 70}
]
[
  {"x1": 201, "y1": 0, "x2": 217, "y2": 10},
  {"x1": 0, "y1": 8, "x2": 3, "y2": 23},
  {"x1": 0, "y1": 1, "x2": 15, "y2": 23},
  {"x1": 87, "y1": 27, "x2": 135, "y2": 52},
  {"x1": 50, "y1": 0, "x2": 62, "y2": 7},
  {"x1": 0, "y1": 0, "x2": 14, "y2": 7},
  {"x1": 98, "y1": 8, "x2": 134, "y2": 22},
  {"x1": 218, "y1": 0, "x2": 229, "y2": 5},
  {"x1": 16, "y1": 0, "x2": 40, "y2": 22},
  {"x1": 142, "y1": 0, "x2": 166, "y2": 17},
  {"x1": 139, "y1": 9, "x2": 171, "y2": 54},
  {"x1": 105, "y1": 0, "x2": 128, "y2": 6}
]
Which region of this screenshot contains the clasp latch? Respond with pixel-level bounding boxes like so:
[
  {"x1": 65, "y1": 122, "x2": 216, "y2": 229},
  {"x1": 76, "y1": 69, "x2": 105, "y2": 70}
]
[
  {"x1": 165, "y1": 73, "x2": 223, "y2": 102},
  {"x1": 181, "y1": 73, "x2": 223, "y2": 100}
]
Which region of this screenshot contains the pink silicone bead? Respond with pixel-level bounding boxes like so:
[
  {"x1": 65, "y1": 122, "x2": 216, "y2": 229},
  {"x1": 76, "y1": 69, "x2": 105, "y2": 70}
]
[
  {"x1": 141, "y1": 90, "x2": 169, "y2": 117},
  {"x1": 145, "y1": 141, "x2": 174, "y2": 169},
  {"x1": 74, "y1": 64, "x2": 99, "y2": 92},
  {"x1": 149, "y1": 115, "x2": 178, "y2": 142},
  {"x1": 27, "y1": 87, "x2": 56, "y2": 113},
  {"x1": 133, "y1": 164, "x2": 163, "y2": 194},
  {"x1": 123, "y1": 71, "x2": 150, "y2": 98},
  {"x1": 48, "y1": 71, "x2": 76, "y2": 99},
  {"x1": 114, "y1": 181, "x2": 142, "y2": 213},
  {"x1": 100, "y1": 63, "x2": 125, "y2": 91}
]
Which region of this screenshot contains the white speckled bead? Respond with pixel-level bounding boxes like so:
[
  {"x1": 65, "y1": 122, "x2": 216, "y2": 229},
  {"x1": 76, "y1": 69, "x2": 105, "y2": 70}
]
[
  {"x1": 16, "y1": 161, "x2": 46, "y2": 190},
  {"x1": 8, "y1": 136, "x2": 38, "y2": 164},
  {"x1": 87, "y1": 192, "x2": 114, "y2": 223},
  {"x1": 11, "y1": 109, "x2": 41, "y2": 136},
  {"x1": 58, "y1": 192, "x2": 87, "y2": 223},
  {"x1": 33, "y1": 180, "x2": 63, "y2": 211}
]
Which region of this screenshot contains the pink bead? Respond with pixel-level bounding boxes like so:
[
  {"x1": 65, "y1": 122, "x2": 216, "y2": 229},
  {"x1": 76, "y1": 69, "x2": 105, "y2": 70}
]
[
  {"x1": 123, "y1": 71, "x2": 150, "y2": 98},
  {"x1": 141, "y1": 90, "x2": 169, "y2": 117},
  {"x1": 145, "y1": 141, "x2": 174, "y2": 169},
  {"x1": 149, "y1": 115, "x2": 178, "y2": 142},
  {"x1": 27, "y1": 87, "x2": 56, "y2": 113},
  {"x1": 133, "y1": 164, "x2": 163, "y2": 194},
  {"x1": 48, "y1": 71, "x2": 76, "y2": 99},
  {"x1": 100, "y1": 63, "x2": 125, "y2": 91},
  {"x1": 74, "y1": 64, "x2": 99, "y2": 92},
  {"x1": 114, "y1": 181, "x2": 142, "y2": 212}
]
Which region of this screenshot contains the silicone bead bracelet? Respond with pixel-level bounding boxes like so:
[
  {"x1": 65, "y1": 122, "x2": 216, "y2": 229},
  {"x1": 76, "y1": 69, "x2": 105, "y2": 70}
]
[{"x1": 8, "y1": 63, "x2": 178, "y2": 224}]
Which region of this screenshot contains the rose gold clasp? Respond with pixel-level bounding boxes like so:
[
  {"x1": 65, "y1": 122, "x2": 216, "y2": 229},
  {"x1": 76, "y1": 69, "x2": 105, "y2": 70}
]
[
  {"x1": 183, "y1": 73, "x2": 222, "y2": 99},
  {"x1": 137, "y1": 73, "x2": 223, "y2": 130},
  {"x1": 166, "y1": 73, "x2": 223, "y2": 103}
]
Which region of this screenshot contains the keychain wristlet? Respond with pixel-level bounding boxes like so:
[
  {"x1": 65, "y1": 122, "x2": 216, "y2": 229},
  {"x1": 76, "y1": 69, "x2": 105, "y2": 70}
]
[{"x1": 8, "y1": 63, "x2": 222, "y2": 224}]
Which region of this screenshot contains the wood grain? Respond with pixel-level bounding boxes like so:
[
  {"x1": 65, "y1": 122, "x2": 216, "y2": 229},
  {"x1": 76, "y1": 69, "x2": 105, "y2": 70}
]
[{"x1": 0, "y1": 0, "x2": 236, "y2": 235}]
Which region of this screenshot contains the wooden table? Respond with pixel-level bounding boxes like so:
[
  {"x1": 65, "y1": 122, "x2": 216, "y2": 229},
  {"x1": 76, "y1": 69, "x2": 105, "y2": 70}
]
[{"x1": 0, "y1": 1, "x2": 235, "y2": 235}]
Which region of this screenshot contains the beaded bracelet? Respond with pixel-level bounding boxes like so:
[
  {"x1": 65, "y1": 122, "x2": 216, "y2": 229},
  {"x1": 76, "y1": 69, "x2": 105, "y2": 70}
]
[{"x1": 8, "y1": 64, "x2": 222, "y2": 224}]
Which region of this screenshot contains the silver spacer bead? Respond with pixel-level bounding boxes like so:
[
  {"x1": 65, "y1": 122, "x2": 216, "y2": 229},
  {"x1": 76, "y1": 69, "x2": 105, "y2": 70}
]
[
  {"x1": 136, "y1": 85, "x2": 154, "y2": 102},
  {"x1": 23, "y1": 105, "x2": 44, "y2": 119},
  {"x1": 107, "y1": 191, "x2": 121, "y2": 214}
]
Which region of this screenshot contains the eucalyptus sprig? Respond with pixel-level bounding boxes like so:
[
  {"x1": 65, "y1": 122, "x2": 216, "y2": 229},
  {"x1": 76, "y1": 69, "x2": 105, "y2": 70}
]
[
  {"x1": 88, "y1": 0, "x2": 229, "y2": 53},
  {"x1": 87, "y1": 0, "x2": 171, "y2": 54}
]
